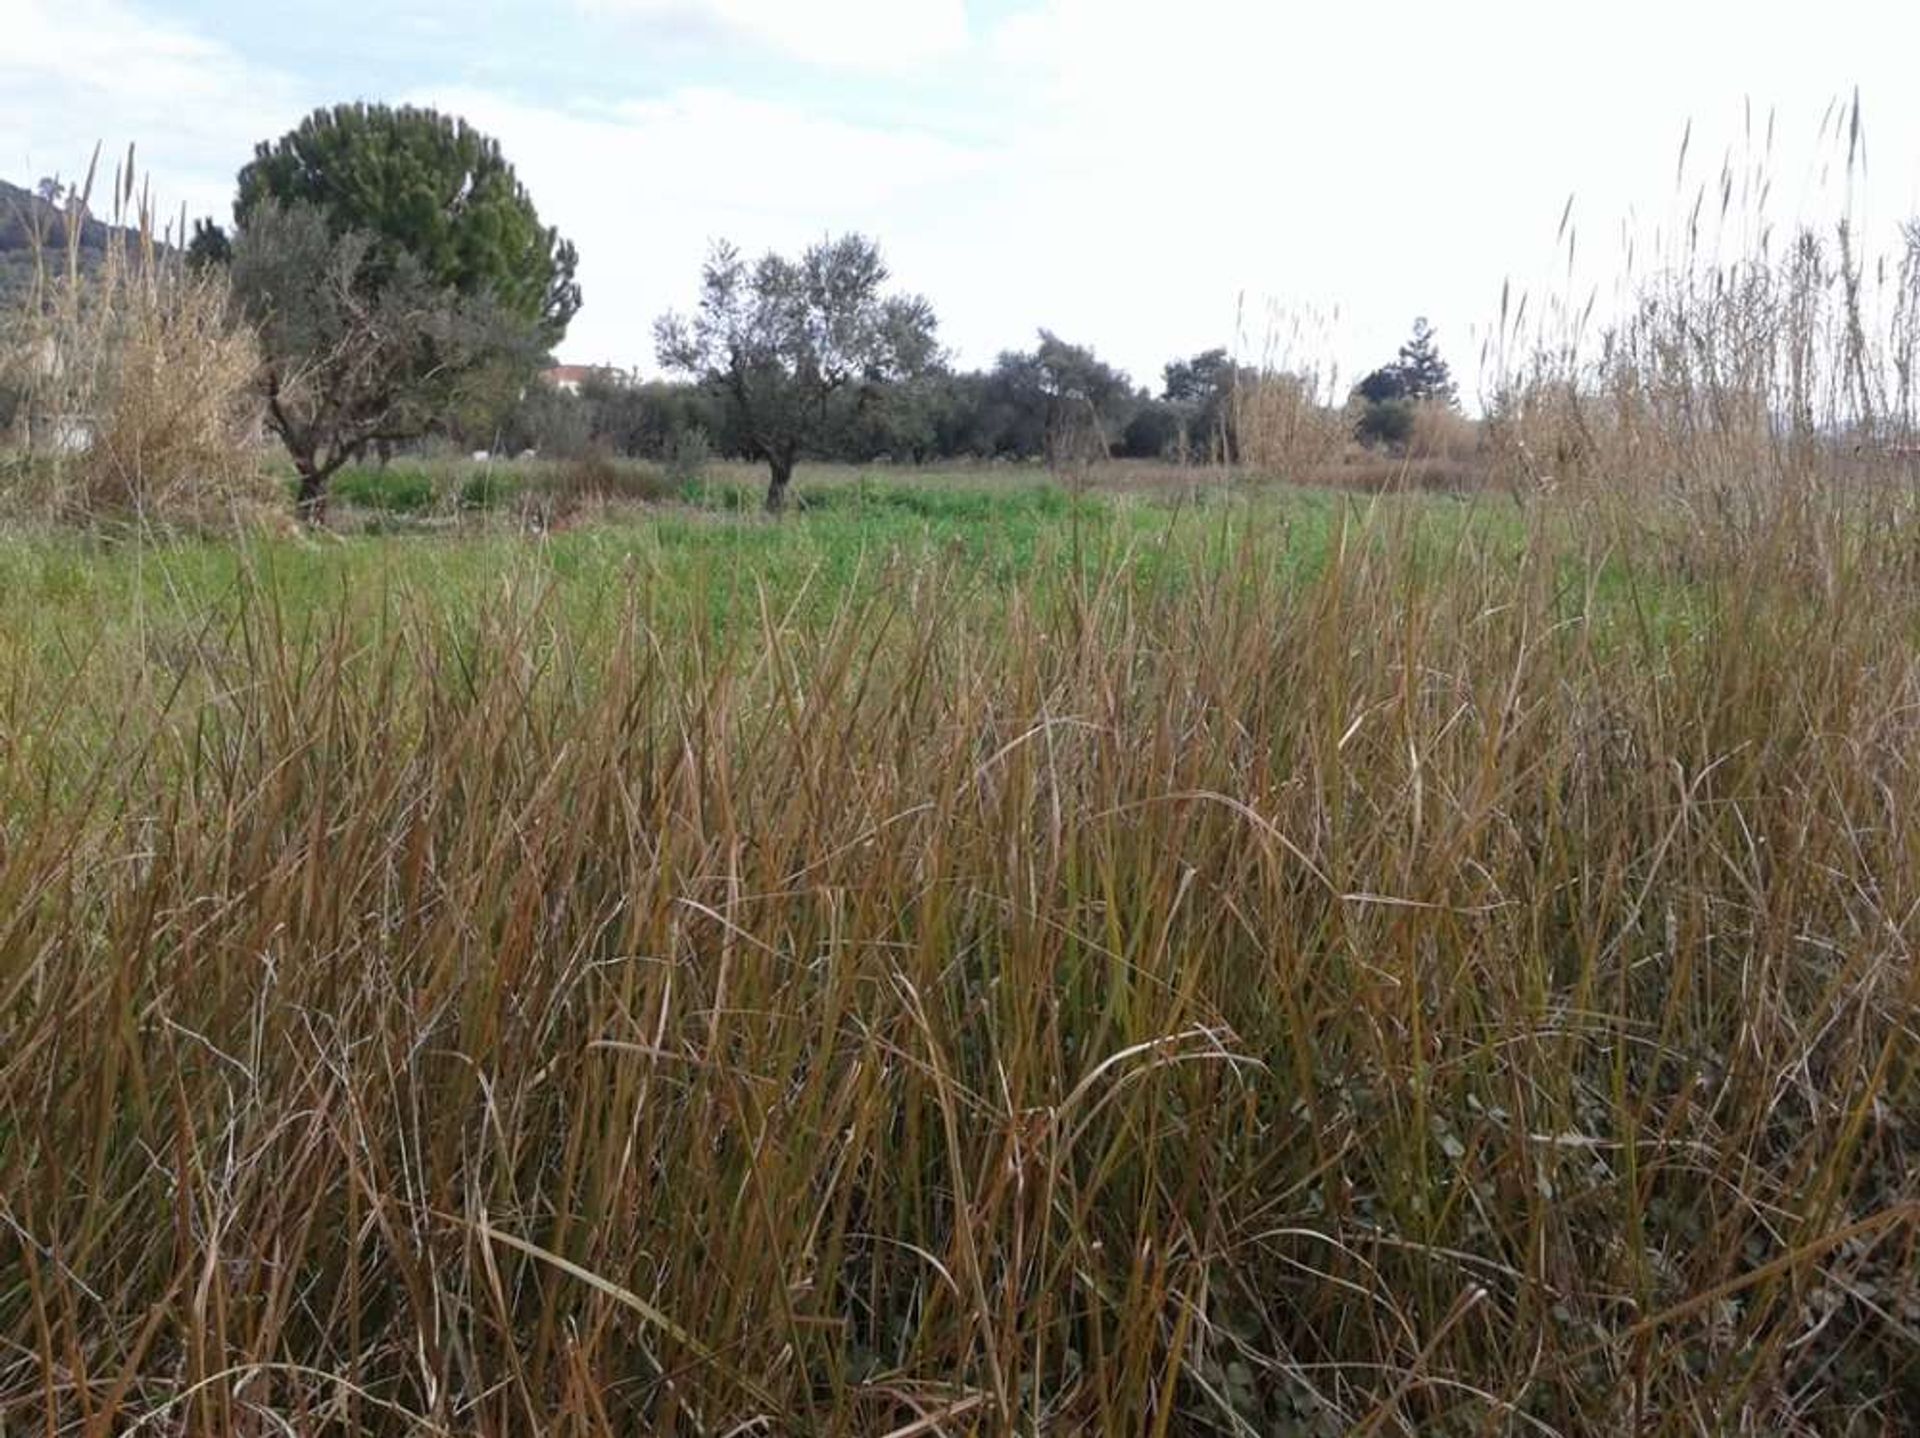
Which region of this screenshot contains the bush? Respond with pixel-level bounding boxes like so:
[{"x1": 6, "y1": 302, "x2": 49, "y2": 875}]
[
  {"x1": 1354, "y1": 397, "x2": 1415, "y2": 450},
  {"x1": 557, "y1": 451, "x2": 626, "y2": 501},
  {"x1": 459, "y1": 468, "x2": 522, "y2": 511},
  {"x1": 662, "y1": 426, "x2": 711, "y2": 489},
  {"x1": 496, "y1": 381, "x2": 591, "y2": 459},
  {"x1": 331, "y1": 465, "x2": 438, "y2": 513},
  {"x1": 519, "y1": 453, "x2": 679, "y2": 524},
  {"x1": 1120, "y1": 399, "x2": 1186, "y2": 460}
]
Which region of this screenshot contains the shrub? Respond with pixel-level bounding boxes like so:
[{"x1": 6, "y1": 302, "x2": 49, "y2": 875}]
[
  {"x1": 495, "y1": 381, "x2": 591, "y2": 459},
  {"x1": 331, "y1": 465, "x2": 438, "y2": 513},
  {"x1": 661, "y1": 426, "x2": 711, "y2": 489},
  {"x1": 1120, "y1": 398, "x2": 1186, "y2": 460},
  {"x1": 557, "y1": 450, "x2": 628, "y2": 500},
  {"x1": 459, "y1": 468, "x2": 522, "y2": 511},
  {"x1": 519, "y1": 452, "x2": 679, "y2": 524},
  {"x1": 1354, "y1": 396, "x2": 1415, "y2": 449}
]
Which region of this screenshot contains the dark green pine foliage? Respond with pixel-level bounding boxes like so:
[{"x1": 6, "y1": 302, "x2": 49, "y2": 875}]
[
  {"x1": 184, "y1": 217, "x2": 232, "y2": 272},
  {"x1": 236, "y1": 103, "x2": 580, "y2": 344},
  {"x1": 1393, "y1": 316, "x2": 1456, "y2": 406}
]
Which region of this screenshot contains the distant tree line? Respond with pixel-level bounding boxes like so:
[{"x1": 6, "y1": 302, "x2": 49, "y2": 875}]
[
  {"x1": 486, "y1": 334, "x2": 1263, "y2": 475},
  {"x1": 12, "y1": 98, "x2": 1461, "y2": 520}
]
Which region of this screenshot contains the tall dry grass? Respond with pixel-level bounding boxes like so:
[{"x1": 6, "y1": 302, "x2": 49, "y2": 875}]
[
  {"x1": 1475, "y1": 103, "x2": 1920, "y2": 644},
  {"x1": 1483, "y1": 100, "x2": 1920, "y2": 513},
  {"x1": 0, "y1": 149, "x2": 270, "y2": 529},
  {"x1": 1232, "y1": 306, "x2": 1489, "y2": 495},
  {"x1": 1405, "y1": 403, "x2": 1482, "y2": 466},
  {"x1": 1232, "y1": 299, "x2": 1351, "y2": 479},
  {"x1": 2, "y1": 489, "x2": 1916, "y2": 1434},
  {"x1": 3, "y1": 113, "x2": 1919, "y2": 1435}
]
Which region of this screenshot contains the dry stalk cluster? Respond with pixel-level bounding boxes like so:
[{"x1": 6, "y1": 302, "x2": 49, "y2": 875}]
[{"x1": 0, "y1": 149, "x2": 270, "y2": 529}]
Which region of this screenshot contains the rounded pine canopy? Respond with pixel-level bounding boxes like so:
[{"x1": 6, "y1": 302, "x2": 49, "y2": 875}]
[{"x1": 237, "y1": 101, "x2": 580, "y2": 342}]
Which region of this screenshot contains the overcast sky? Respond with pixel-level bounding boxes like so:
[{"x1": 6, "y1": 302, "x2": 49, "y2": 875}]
[{"x1": 6, "y1": 0, "x2": 1919, "y2": 399}]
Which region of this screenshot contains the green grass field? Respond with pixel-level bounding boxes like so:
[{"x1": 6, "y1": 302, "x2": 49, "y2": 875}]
[
  {"x1": 2, "y1": 472, "x2": 1916, "y2": 1434},
  {"x1": 0, "y1": 473, "x2": 1509, "y2": 686}
]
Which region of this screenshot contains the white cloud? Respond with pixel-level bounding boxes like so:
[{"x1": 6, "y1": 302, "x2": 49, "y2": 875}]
[
  {"x1": 0, "y1": 0, "x2": 307, "y2": 227},
  {"x1": 582, "y1": 0, "x2": 969, "y2": 67},
  {"x1": 410, "y1": 85, "x2": 1003, "y2": 371}
]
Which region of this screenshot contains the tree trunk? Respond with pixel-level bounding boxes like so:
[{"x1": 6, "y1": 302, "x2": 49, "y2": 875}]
[
  {"x1": 294, "y1": 458, "x2": 330, "y2": 526},
  {"x1": 765, "y1": 455, "x2": 794, "y2": 514}
]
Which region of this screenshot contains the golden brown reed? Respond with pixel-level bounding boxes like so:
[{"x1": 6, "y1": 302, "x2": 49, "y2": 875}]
[{"x1": 0, "y1": 148, "x2": 270, "y2": 530}]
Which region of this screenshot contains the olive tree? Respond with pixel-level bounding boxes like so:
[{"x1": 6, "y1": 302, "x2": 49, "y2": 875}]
[
  {"x1": 654, "y1": 234, "x2": 938, "y2": 511},
  {"x1": 230, "y1": 203, "x2": 537, "y2": 520},
  {"x1": 217, "y1": 104, "x2": 578, "y2": 519}
]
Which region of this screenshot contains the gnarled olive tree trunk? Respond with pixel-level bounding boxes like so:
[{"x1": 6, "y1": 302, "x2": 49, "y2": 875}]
[{"x1": 765, "y1": 452, "x2": 795, "y2": 514}]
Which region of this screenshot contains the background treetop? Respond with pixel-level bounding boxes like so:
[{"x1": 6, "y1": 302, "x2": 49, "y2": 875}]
[
  {"x1": 655, "y1": 233, "x2": 939, "y2": 509},
  {"x1": 1353, "y1": 317, "x2": 1457, "y2": 410},
  {"x1": 235, "y1": 102, "x2": 580, "y2": 344},
  {"x1": 1393, "y1": 316, "x2": 1456, "y2": 405}
]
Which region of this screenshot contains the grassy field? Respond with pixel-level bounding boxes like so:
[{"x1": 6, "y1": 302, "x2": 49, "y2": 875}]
[
  {"x1": 239, "y1": 452, "x2": 1499, "y2": 529},
  {"x1": 2, "y1": 472, "x2": 1917, "y2": 1433}
]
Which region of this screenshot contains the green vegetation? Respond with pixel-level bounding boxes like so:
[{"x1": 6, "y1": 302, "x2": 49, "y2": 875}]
[
  {"x1": 0, "y1": 479, "x2": 1378, "y2": 652},
  {"x1": 1353, "y1": 319, "x2": 1459, "y2": 451},
  {"x1": 330, "y1": 462, "x2": 441, "y2": 514},
  {"x1": 507, "y1": 333, "x2": 1336, "y2": 474},
  {"x1": 2, "y1": 477, "x2": 1916, "y2": 1434},
  {"x1": 232, "y1": 102, "x2": 580, "y2": 341},
  {"x1": 656, "y1": 233, "x2": 941, "y2": 511},
  {"x1": 214, "y1": 105, "x2": 579, "y2": 519},
  {"x1": 4, "y1": 91, "x2": 1919, "y2": 1436}
]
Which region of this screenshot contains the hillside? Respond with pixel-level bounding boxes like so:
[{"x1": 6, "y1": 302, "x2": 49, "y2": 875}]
[
  {"x1": 0, "y1": 178, "x2": 125, "y2": 307},
  {"x1": 0, "y1": 178, "x2": 117, "y2": 252}
]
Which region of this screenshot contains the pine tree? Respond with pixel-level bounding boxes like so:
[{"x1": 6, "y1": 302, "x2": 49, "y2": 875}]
[
  {"x1": 185, "y1": 218, "x2": 231, "y2": 273},
  {"x1": 236, "y1": 103, "x2": 579, "y2": 343},
  {"x1": 227, "y1": 104, "x2": 578, "y2": 521},
  {"x1": 1393, "y1": 317, "x2": 1457, "y2": 407}
]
